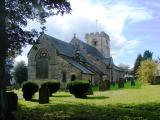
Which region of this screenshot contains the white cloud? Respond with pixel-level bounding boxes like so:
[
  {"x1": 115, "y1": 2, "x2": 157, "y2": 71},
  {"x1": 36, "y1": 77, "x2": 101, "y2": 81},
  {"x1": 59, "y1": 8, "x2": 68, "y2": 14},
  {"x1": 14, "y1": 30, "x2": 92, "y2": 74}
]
[{"x1": 15, "y1": 0, "x2": 153, "y2": 65}]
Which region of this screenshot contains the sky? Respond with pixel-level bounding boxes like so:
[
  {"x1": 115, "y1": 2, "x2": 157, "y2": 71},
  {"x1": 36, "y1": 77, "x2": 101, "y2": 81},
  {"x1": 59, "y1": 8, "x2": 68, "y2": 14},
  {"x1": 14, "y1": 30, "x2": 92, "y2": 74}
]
[{"x1": 15, "y1": 0, "x2": 160, "y2": 68}]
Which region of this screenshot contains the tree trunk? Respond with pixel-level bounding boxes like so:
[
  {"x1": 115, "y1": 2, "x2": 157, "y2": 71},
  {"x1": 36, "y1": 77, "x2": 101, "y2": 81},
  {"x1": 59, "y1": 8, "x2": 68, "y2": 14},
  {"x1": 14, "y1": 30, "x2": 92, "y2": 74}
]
[{"x1": 0, "y1": 0, "x2": 8, "y2": 120}]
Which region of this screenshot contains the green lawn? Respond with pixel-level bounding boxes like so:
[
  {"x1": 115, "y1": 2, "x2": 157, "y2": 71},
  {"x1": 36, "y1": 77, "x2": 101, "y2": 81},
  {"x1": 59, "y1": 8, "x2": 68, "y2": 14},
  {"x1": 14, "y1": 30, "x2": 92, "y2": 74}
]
[{"x1": 14, "y1": 83, "x2": 160, "y2": 120}]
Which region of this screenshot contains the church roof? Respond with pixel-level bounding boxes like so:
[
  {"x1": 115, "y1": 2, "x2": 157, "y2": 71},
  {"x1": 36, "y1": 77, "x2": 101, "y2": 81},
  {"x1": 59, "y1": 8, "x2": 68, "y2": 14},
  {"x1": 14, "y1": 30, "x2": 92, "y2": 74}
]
[
  {"x1": 70, "y1": 37, "x2": 112, "y2": 74},
  {"x1": 70, "y1": 37, "x2": 105, "y2": 60},
  {"x1": 43, "y1": 34, "x2": 123, "y2": 74},
  {"x1": 44, "y1": 34, "x2": 76, "y2": 58},
  {"x1": 67, "y1": 59, "x2": 93, "y2": 74}
]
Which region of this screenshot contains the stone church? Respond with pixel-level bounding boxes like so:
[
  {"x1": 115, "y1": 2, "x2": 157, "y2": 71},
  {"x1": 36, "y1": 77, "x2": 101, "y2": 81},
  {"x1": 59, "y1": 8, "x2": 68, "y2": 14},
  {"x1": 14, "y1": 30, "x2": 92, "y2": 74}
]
[{"x1": 28, "y1": 31, "x2": 124, "y2": 85}]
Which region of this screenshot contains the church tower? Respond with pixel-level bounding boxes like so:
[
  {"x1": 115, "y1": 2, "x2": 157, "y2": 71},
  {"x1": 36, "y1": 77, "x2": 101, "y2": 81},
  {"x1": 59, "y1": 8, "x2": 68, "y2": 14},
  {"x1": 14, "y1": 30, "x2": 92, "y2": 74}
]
[{"x1": 85, "y1": 31, "x2": 110, "y2": 58}]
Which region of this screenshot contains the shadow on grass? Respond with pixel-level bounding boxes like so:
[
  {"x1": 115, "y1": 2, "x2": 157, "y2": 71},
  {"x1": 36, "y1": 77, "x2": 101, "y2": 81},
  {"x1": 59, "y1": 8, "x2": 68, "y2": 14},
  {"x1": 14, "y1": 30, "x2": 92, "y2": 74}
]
[
  {"x1": 30, "y1": 99, "x2": 39, "y2": 102},
  {"x1": 87, "y1": 96, "x2": 109, "y2": 100},
  {"x1": 51, "y1": 94, "x2": 71, "y2": 97},
  {"x1": 17, "y1": 102, "x2": 160, "y2": 120}
]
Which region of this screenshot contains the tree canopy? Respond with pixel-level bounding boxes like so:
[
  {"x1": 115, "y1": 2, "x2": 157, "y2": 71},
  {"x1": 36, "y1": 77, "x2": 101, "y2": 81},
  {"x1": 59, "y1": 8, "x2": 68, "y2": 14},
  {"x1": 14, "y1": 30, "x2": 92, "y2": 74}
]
[
  {"x1": 137, "y1": 60, "x2": 157, "y2": 84},
  {"x1": 5, "y1": 0, "x2": 71, "y2": 57},
  {"x1": 133, "y1": 54, "x2": 142, "y2": 76},
  {"x1": 143, "y1": 50, "x2": 153, "y2": 61}
]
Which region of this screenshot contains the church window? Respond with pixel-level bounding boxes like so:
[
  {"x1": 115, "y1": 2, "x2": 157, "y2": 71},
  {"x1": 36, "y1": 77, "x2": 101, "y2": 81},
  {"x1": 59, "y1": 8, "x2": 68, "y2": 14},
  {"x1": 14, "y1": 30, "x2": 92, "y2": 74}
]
[
  {"x1": 36, "y1": 49, "x2": 49, "y2": 79},
  {"x1": 92, "y1": 39, "x2": 97, "y2": 46}
]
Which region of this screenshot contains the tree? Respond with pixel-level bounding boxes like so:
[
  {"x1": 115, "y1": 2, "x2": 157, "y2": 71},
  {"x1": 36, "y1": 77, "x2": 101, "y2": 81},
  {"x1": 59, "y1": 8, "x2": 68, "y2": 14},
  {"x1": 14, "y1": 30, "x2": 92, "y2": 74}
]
[
  {"x1": 137, "y1": 60, "x2": 157, "y2": 84},
  {"x1": 13, "y1": 61, "x2": 28, "y2": 85},
  {"x1": 143, "y1": 50, "x2": 153, "y2": 60},
  {"x1": 133, "y1": 54, "x2": 142, "y2": 76},
  {"x1": 0, "y1": 1, "x2": 71, "y2": 119}
]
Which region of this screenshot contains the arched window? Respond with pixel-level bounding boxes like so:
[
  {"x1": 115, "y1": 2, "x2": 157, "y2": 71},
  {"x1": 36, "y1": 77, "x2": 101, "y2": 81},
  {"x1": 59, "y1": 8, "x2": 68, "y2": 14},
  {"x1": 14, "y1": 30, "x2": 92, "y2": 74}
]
[{"x1": 36, "y1": 49, "x2": 49, "y2": 79}]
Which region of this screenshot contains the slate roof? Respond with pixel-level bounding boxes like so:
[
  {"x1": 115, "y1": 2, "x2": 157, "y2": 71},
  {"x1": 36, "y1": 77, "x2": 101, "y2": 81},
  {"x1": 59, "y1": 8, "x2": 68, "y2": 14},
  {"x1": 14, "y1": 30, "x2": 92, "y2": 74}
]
[
  {"x1": 70, "y1": 37, "x2": 112, "y2": 74},
  {"x1": 70, "y1": 37, "x2": 105, "y2": 61},
  {"x1": 41, "y1": 34, "x2": 123, "y2": 74},
  {"x1": 45, "y1": 34, "x2": 76, "y2": 58},
  {"x1": 67, "y1": 59, "x2": 93, "y2": 74}
]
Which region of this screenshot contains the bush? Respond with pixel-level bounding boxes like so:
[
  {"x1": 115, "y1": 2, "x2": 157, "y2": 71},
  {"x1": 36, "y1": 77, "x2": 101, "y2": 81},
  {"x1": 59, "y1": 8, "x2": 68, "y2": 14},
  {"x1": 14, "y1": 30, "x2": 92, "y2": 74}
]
[
  {"x1": 22, "y1": 81, "x2": 39, "y2": 101},
  {"x1": 41, "y1": 80, "x2": 60, "y2": 96},
  {"x1": 67, "y1": 80, "x2": 90, "y2": 98}
]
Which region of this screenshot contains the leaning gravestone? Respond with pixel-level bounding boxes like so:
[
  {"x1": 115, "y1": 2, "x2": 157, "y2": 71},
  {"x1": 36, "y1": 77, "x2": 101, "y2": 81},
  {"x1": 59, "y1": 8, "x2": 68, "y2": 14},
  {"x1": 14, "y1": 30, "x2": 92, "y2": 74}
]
[
  {"x1": 99, "y1": 81, "x2": 107, "y2": 91},
  {"x1": 39, "y1": 86, "x2": 49, "y2": 104},
  {"x1": 6, "y1": 92, "x2": 18, "y2": 112},
  {"x1": 118, "y1": 78, "x2": 124, "y2": 88}
]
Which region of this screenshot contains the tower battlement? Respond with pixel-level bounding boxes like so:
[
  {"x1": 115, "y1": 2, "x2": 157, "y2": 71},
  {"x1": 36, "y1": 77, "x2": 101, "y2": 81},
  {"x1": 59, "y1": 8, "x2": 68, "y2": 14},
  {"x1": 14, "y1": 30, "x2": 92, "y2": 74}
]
[
  {"x1": 85, "y1": 31, "x2": 110, "y2": 39},
  {"x1": 85, "y1": 31, "x2": 110, "y2": 58}
]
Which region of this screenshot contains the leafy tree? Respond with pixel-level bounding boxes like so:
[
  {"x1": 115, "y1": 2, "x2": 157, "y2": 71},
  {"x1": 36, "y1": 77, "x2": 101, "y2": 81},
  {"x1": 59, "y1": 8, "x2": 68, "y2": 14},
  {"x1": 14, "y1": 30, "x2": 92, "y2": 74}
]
[
  {"x1": 0, "y1": 1, "x2": 71, "y2": 119},
  {"x1": 133, "y1": 54, "x2": 142, "y2": 76},
  {"x1": 13, "y1": 61, "x2": 28, "y2": 85},
  {"x1": 143, "y1": 50, "x2": 153, "y2": 60},
  {"x1": 137, "y1": 60, "x2": 157, "y2": 84}
]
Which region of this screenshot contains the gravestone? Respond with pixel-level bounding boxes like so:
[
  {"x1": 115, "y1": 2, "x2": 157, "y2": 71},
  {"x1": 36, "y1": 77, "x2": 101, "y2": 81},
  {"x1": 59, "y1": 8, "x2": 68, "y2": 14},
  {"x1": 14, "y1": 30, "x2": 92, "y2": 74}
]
[
  {"x1": 99, "y1": 81, "x2": 107, "y2": 91},
  {"x1": 39, "y1": 86, "x2": 49, "y2": 104},
  {"x1": 105, "y1": 80, "x2": 111, "y2": 90},
  {"x1": 6, "y1": 92, "x2": 18, "y2": 112},
  {"x1": 118, "y1": 78, "x2": 124, "y2": 88}
]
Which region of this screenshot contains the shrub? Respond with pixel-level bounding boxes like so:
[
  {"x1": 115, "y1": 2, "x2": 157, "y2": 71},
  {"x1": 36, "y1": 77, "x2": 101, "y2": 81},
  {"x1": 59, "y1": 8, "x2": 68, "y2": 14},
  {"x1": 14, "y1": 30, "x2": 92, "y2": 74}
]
[
  {"x1": 22, "y1": 81, "x2": 39, "y2": 101},
  {"x1": 41, "y1": 80, "x2": 60, "y2": 96},
  {"x1": 67, "y1": 80, "x2": 90, "y2": 98}
]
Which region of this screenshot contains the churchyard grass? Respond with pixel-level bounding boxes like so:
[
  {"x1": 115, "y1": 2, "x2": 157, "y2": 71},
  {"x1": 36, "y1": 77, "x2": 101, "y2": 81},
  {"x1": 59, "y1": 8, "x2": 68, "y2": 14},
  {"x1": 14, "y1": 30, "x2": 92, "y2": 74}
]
[{"x1": 14, "y1": 82, "x2": 160, "y2": 120}]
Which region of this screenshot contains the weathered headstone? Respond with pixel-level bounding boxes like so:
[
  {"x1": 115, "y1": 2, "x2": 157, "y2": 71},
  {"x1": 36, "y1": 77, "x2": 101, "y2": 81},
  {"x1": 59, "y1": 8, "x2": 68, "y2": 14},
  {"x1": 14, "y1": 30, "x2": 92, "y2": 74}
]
[
  {"x1": 6, "y1": 92, "x2": 18, "y2": 112},
  {"x1": 105, "y1": 80, "x2": 110, "y2": 90},
  {"x1": 39, "y1": 86, "x2": 49, "y2": 104},
  {"x1": 99, "y1": 81, "x2": 107, "y2": 91},
  {"x1": 118, "y1": 78, "x2": 124, "y2": 88}
]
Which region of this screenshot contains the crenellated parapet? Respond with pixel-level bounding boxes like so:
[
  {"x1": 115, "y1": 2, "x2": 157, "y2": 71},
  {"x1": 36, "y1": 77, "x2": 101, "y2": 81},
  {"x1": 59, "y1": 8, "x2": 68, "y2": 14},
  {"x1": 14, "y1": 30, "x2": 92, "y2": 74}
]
[
  {"x1": 85, "y1": 31, "x2": 110, "y2": 58},
  {"x1": 85, "y1": 31, "x2": 110, "y2": 40}
]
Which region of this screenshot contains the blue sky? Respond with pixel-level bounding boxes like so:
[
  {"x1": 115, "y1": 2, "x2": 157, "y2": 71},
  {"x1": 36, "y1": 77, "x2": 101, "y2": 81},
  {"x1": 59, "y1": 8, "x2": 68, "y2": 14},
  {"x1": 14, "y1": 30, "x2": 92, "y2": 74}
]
[{"x1": 15, "y1": 0, "x2": 160, "y2": 68}]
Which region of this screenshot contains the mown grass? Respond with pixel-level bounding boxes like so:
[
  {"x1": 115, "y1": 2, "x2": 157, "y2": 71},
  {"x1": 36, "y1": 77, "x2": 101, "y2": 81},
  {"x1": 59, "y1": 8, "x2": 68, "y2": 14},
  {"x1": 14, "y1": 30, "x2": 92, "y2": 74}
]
[{"x1": 14, "y1": 81, "x2": 160, "y2": 120}]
